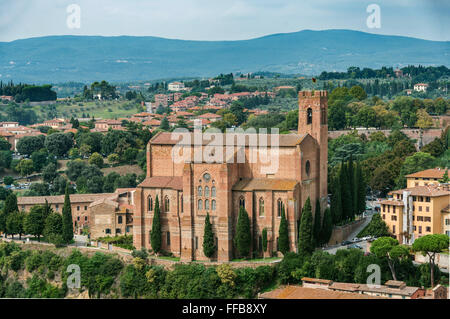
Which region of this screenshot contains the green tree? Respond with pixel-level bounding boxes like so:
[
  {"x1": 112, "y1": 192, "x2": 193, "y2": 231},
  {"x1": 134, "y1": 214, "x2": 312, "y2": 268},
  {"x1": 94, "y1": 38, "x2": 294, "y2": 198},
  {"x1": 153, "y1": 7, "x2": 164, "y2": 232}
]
[
  {"x1": 412, "y1": 234, "x2": 449, "y2": 287},
  {"x1": 313, "y1": 199, "x2": 322, "y2": 247},
  {"x1": 235, "y1": 206, "x2": 251, "y2": 258},
  {"x1": 355, "y1": 162, "x2": 366, "y2": 215},
  {"x1": 262, "y1": 228, "x2": 268, "y2": 257},
  {"x1": 24, "y1": 205, "x2": 46, "y2": 241},
  {"x1": 43, "y1": 212, "x2": 64, "y2": 247},
  {"x1": 396, "y1": 152, "x2": 436, "y2": 188},
  {"x1": 61, "y1": 186, "x2": 74, "y2": 244},
  {"x1": 151, "y1": 196, "x2": 162, "y2": 255},
  {"x1": 349, "y1": 85, "x2": 367, "y2": 101},
  {"x1": 203, "y1": 213, "x2": 215, "y2": 259},
  {"x1": 330, "y1": 177, "x2": 343, "y2": 224},
  {"x1": 6, "y1": 211, "x2": 25, "y2": 239},
  {"x1": 340, "y1": 162, "x2": 352, "y2": 221},
  {"x1": 438, "y1": 169, "x2": 448, "y2": 183},
  {"x1": 16, "y1": 135, "x2": 45, "y2": 156},
  {"x1": 42, "y1": 163, "x2": 58, "y2": 183},
  {"x1": 44, "y1": 133, "x2": 73, "y2": 157},
  {"x1": 4, "y1": 193, "x2": 18, "y2": 215},
  {"x1": 159, "y1": 117, "x2": 170, "y2": 131},
  {"x1": 3, "y1": 176, "x2": 14, "y2": 186},
  {"x1": 278, "y1": 205, "x2": 289, "y2": 255},
  {"x1": 415, "y1": 109, "x2": 433, "y2": 129},
  {"x1": 370, "y1": 237, "x2": 409, "y2": 281},
  {"x1": 16, "y1": 159, "x2": 34, "y2": 176},
  {"x1": 298, "y1": 197, "x2": 314, "y2": 257},
  {"x1": 319, "y1": 208, "x2": 333, "y2": 246},
  {"x1": 88, "y1": 152, "x2": 104, "y2": 168}
]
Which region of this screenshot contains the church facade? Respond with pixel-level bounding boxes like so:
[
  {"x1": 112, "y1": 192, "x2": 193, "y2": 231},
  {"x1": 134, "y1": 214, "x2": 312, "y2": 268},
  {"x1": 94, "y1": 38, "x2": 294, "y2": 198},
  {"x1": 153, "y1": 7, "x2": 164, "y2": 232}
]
[{"x1": 133, "y1": 90, "x2": 328, "y2": 262}]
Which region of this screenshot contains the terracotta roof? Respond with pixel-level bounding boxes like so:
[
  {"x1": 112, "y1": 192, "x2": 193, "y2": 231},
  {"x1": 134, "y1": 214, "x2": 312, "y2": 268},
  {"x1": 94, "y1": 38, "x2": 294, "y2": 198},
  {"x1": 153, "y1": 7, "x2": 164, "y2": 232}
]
[
  {"x1": 357, "y1": 283, "x2": 420, "y2": 296},
  {"x1": 259, "y1": 286, "x2": 381, "y2": 299},
  {"x1": 390, "y1": 185, "x2": 450, "y2": 197},
  {"x1": 232, "y1": 178, "x2": 298, "y2": 191},
  {"x1": 89, "y1": 197, "x2": 119, "y2": 208},
  {"x1": 379, "y1": 200, "x2": 404, "y2": 206},
  {"x1": 330, "y1": 282, "x2": 361, "y2": 292},
  {"x1": 197, "y1": 113, "x2": 222, "y2": 118},
  {"x1": 115, "y1": 188, "x2": 136, "y2": 194},
  {"x1": 385, "y1": 280, "x2": 406, "y2": 288},
  {"x1": 18, "y1": 193, "x2": 116, "y2": 205},
  {"x1": 406, "y1": 168, "x2": 447, "y2": 179},
  {"x1": 150, "y1": 132, "x2": 306, "y2": 147},
  {"x1": 302, "y1": 277, "x2": 332, "y2": 285},
  {"x1": 138, "y1": 176, "x2": 183, "y2": 190}
]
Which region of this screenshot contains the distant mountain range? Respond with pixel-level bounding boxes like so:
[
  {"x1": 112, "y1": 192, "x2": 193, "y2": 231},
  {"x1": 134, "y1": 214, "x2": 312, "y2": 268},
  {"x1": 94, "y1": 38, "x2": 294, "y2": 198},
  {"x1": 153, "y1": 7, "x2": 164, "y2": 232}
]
[{"x1": 0, "y1": 29, "x2": 449, "y2": 83}]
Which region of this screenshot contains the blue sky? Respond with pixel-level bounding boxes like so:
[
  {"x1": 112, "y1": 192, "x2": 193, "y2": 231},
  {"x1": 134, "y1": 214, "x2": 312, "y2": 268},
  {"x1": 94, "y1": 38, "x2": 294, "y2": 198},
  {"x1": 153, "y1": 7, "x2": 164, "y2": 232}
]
[{"x1": 0, "y1": 0, "x2": 448, "y2": 42}]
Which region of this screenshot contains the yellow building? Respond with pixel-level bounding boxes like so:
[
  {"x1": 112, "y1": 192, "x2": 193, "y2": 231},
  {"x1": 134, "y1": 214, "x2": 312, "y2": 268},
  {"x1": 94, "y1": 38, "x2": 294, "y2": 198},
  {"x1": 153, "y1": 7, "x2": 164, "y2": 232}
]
[
  {"x1": 380, "y1": 182, "x2": 450, "y2": 244},
  {"x1": 405, "y1": 168, "x2": 447, "y2": 188}
]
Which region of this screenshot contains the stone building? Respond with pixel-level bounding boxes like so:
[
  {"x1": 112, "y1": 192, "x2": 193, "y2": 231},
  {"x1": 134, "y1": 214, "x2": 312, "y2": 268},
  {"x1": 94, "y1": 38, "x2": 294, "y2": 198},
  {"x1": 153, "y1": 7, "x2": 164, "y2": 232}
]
[
  {"x1": 379, "y1": 168, "x2": 449, "y2": 244},
  {"x1": 133, "y1": 90, "x2": 328, "y2": 262},
  {"x1": 17, "y1": 189, "x2": 135, "y2": 239}
]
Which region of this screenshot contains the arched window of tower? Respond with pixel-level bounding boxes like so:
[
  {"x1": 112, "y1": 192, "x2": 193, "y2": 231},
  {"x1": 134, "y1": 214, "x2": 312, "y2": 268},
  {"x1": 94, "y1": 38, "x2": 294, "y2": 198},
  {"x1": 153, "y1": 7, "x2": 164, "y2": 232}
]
[{"x1": 307, "y1": 108, "x2": 312, "y2": 125}]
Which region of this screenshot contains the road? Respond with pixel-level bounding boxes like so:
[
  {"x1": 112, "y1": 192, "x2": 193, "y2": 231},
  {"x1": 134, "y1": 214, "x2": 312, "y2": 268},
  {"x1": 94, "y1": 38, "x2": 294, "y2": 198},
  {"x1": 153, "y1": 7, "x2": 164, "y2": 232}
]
[{"x1": 321, "y1": 211, "x2": 375, "y2": 255}]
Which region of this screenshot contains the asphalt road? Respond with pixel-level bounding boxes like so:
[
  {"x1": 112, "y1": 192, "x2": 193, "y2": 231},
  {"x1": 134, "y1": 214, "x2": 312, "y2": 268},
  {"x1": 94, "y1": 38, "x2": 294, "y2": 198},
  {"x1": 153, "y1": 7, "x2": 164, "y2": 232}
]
[{"x1": 321, "y1": 211, "x2": 375, "y2": 255}]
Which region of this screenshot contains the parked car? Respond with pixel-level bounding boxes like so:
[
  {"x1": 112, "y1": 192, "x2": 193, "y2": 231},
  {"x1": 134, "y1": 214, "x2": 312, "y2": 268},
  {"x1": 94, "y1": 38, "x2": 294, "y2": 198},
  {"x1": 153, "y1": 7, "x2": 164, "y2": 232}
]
[
  {"x1": 348, "y1": 244, "x2": 363, "y2": 249},
  {"x1": 341, "y1": 240, "x2": 352, "y2": 246}
]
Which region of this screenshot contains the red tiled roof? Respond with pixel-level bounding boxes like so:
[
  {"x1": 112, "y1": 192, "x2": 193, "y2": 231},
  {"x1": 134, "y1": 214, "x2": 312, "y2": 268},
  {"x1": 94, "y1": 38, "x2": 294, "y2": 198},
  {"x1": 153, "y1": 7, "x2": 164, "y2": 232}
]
[
  {"x1": 138, "y1": 176, "x2": 183, "y2": 190},
  {"x1": 233, "y1": 178, "x2": 298, "y2": 191},
  {"x1": 405, "y1": 168, "x2": 447, "y2": 179},
  {"x1": 150, "y1": 132, "x2": 307, "y2": 147},
  {"x1": 390, "y1": 185, "x2": 449, "y2": 197},
  {"x1": 259, "y1": 286, "x2": 381, "y2": 299}
]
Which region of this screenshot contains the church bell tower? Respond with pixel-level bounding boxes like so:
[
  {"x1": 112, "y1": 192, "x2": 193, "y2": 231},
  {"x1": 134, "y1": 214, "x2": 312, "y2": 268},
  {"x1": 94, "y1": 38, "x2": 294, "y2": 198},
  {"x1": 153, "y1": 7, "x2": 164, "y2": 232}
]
[{"x1": 298, "y1": 90, "x2": 328, "y2": 207}]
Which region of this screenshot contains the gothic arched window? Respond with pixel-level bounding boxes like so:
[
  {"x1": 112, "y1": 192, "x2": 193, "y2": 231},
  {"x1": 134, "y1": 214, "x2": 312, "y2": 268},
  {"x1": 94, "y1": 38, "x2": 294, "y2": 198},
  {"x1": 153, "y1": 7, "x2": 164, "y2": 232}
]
[
  {"x1": 211, "y1": 186, "x2": 216, "y2": 197},
  {"x1": 148, "y1": 196, "x2": 153, "y2": 211},
  {"x1": 305, "y1": 160, "x2": 311, "y2": 177},
  {"x1": 259, "y1": 198, "x2": 265, "y2": 217},
  {"x1": 239, "y1": 197, "x2": 245, "y2": 209},
  {"x1": 205, "y1": 186, "x2": 210, "y2": 197},
  {"x1": 277, "y1": 199, "x2": 284, "y2": 217},
  {"x1": 198, "y1": 199, "x2": 203, "y2": 210},
  {"x1": 198, "y1": 186, "x2": 202, "y2": 197},
  {"x1": 212, "y1": 200, "x2": 216, "y2": 211},
  {"x1": 307, "y1": 108, "x2": 312, "y2": 125},
  {"x1": 205, "y1": 199, "x2": 210, "y2": 210},
  {"x1": 164, "y1": 196, "x2": 170, "y2": 212}
]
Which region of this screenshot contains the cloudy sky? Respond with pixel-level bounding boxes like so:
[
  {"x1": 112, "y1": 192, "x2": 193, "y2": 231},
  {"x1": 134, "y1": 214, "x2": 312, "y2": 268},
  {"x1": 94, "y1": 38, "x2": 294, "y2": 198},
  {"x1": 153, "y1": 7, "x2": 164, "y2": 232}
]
[{"x1": 0, "y1": 0, "x2": 448, "y2": 42}]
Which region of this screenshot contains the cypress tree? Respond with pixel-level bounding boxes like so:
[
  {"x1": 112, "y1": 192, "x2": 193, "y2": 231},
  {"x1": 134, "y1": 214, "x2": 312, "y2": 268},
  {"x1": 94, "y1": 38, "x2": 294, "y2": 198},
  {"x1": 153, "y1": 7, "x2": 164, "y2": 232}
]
[
  {"x1": 262, "y1": 228, "x2": 268, "y2": 257},
  {"x1": 235, "y1": 206, "x2": 251, "y2": 258},
  {"x1": 203, "y1": 212, "x2": 215, "y2": 258},
  {"x1": 151, "y1": 195, "x2": 162, "y2": 255},
  {"x1": 313, "y1": 199, "x2": 322, "y2": 247},
  {"x1": 298, "y1": 197, "x2": 314, "y2": 257},
  {"x1": 356, "y1": 162, "x2": 366, "y2": 215},
  {"x1": 62, "y1": 185, "x2": 74, "y2": 244},
  {"x1": 340, "y1": 162, "x2": 352, "y2": 221},
  {"x1": 320, "y1": 207, "x2": 333, "y2": 245},
  {"x1": 278, "y1": 205, "x2": 289, "y2": 255},
  {"x1": 348, "y1": 156, "x2": 356, "y2": 219},
  {"x1": 44, "y1": 199, "x2": 52, "y2": 219},
  {"x1": 331, "y1": 176, "x2": 343, "y2": 224}
]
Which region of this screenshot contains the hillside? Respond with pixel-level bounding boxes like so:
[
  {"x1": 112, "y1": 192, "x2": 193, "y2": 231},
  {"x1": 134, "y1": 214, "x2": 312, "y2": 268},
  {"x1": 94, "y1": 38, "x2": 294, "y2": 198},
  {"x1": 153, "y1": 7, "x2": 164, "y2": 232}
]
[{"x1": 0, "y1": 29, "x2": 449, "y2": 83}]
